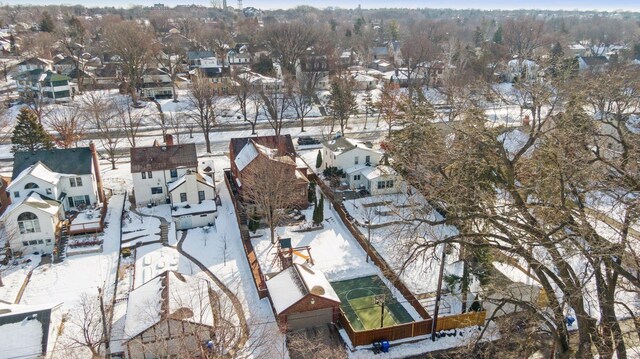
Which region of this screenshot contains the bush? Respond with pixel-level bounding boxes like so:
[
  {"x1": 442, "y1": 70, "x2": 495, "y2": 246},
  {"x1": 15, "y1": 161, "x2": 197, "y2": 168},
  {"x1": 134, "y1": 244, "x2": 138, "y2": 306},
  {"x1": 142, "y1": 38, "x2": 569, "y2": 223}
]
[
  {"x1": 248, "y1": 208, "x2": 261, "y2": 233},
  {"x1": 308, "y1": 182, "x2": 316, "y2": 203},
  {"x1": 315, "y1": 150, "x2": 322, "y2": 168}
]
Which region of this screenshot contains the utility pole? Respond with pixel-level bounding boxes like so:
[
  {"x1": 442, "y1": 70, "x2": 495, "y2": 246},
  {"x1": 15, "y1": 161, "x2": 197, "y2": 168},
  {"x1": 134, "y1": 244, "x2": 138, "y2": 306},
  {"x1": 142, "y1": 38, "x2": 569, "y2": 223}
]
[
  {"x1": 97, "y1": 287, "x2": 111, "y2": 356},
  {"x1": 431, "y1": 244, "x2": 447, "y2": 341}
]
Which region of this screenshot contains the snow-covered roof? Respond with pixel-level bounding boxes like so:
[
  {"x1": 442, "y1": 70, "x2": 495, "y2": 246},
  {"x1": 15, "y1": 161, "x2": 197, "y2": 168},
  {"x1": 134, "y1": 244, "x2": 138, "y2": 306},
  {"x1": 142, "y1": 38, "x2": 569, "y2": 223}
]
[
  {"x1": 344, "y1": 164, "x2": 371, "y2": 175},
  {"x1": 234, "y1": 140, "x2": 259, "y2": 171},
  {"x1": 266, "y1": 264, "x2": 339, "y2": 315},
  {"x1": 167, "y1": 171, "x2": 215, "y2": 193},
  {"x1": 8, "y1": 162, "x2": 61, "y2": 192},
  {"x1": 364, "y1": 165, "x2": 397, "y2": 181},
  {"x1": 0, "y1": 302, "x2": 63, "y2": 358},
  {"x1": 124, "y1": 271, "x2": 214, "y2": 341},
  {"x1": 2, "y1": 191, "x2": 62, "y2": 219},
  {"x1": 626, "y1": 114, "x2": 640, "y2": 134},
  {"x1": 172, "y1": 199, "x2": 217, "y2": 217}
]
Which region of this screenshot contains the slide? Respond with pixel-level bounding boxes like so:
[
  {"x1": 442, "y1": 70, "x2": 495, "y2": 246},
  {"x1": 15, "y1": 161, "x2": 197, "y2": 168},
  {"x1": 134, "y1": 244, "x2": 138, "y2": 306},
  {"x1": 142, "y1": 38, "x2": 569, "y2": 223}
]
[{"x1": 292, "y1": 250, "x2": 310, "y2": 261}]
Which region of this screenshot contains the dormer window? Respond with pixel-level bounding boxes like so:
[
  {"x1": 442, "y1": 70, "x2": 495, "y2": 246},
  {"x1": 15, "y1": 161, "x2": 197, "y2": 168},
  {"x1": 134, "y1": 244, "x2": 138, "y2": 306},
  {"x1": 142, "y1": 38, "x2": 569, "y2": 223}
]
[
  {"x1": 24, "y1": 182, "x2": 39, "y2": 189},
  {"x1": 70, "y1": 177, "x2": 83, "y2": 187}
]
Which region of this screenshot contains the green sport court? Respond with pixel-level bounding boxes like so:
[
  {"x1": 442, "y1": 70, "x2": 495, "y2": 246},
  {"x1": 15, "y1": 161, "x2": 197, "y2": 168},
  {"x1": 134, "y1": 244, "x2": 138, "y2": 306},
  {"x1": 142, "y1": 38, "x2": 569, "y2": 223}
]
[{"x1": 330, "y1": 275, "x2": 414, "y2": 331}]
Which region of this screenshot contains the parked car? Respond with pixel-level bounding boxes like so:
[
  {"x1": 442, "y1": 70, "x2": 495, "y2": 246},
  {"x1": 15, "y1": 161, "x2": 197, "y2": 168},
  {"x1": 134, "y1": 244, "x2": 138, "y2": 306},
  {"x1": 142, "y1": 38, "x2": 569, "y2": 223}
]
[{"x1": 297, "y1": 136, "x2": 320, "y2": 145}]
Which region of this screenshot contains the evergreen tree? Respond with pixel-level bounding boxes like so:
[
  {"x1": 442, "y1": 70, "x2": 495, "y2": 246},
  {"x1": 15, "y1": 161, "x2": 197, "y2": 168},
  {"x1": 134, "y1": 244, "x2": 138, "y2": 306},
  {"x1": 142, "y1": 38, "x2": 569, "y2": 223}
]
[
  {"x1": 315, "y1": 194, "x2": 324, "y2": 225},
  {"x1": 315, "y1": 150, "x2": 322, "y2": 168},
  {"x1": 492, "y1": 26, "x2": 503, "y2": 44},
  {"x1": 308, "y1": 182, "x2": 316, "y2": 203},
  {"x1": 11, "y1": 108, "x2": 54, "y2": 153},
  {"x1": 312, "y1": 197, "x2": 318, "y2": 224},
  {"x1": 39, "y1": 11, "x2": 55, "y2": 33}
]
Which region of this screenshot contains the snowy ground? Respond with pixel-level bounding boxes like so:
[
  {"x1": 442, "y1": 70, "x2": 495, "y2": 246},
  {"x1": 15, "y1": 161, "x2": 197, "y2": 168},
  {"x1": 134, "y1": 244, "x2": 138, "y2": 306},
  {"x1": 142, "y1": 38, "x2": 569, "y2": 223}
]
[
  {"x1": 18, "y1": 195, "x2": 124, "y2": 358},
  {"x1": 0, "y1": 254, "x2": 40, "y2": 303},
  {"x1": 252, "y1": 195, "x2": 422, "y2": 321},
  {"x1": 179, "y1": 182, "x2": 287, "y2": 358}
]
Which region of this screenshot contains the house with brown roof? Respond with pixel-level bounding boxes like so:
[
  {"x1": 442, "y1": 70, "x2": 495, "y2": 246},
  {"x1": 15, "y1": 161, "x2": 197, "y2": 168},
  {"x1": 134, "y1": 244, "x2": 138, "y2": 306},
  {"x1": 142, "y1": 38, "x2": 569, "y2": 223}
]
[
  {"x1": 130, "y1": 135, "x2": 198, "y2": 207},
  {"x1": 229, "y1": 135, "x2": 309, "y2": 208}
]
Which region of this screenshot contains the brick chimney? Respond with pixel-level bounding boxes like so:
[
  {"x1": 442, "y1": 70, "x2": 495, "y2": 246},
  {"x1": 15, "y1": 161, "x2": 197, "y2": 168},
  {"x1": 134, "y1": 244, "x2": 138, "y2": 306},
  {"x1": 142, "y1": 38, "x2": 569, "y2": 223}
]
[
  {"x1": 89, "y1": 141, "x2": 105, "y2": 203},
  {"x1": 165, "y1": 134, "x2": 174, "y2": 146}
]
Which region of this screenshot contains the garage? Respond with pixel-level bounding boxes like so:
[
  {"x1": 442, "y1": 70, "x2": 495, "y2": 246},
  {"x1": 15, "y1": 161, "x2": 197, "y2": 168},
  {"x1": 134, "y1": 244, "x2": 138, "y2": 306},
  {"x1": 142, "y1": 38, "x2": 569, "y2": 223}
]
[
  {"x1": 266, "y1": 263, "x2": 341, "y2": 331},
  {"x1": 286, "y1": 307, "x2": 334, "y2": 331}
]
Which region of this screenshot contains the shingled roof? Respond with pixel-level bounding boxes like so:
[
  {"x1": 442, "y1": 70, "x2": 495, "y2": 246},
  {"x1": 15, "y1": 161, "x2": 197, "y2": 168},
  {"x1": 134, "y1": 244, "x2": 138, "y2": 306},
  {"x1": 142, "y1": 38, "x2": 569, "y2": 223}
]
[
  {"x1": 130, "y1": 143, "x2": 197, "y2": 173},
  {"x1": 12, "y1": 148, "x2": 93, "y2": 180}
]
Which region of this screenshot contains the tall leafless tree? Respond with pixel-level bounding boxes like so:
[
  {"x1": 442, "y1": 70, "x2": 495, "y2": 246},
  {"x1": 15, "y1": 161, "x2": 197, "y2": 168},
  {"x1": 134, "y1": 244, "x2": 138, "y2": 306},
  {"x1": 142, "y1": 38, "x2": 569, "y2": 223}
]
[
  {"x1": 185, "y1": 75, "x2": 219, "y2": 153},
  {"x1": 45, "y1": 103, "x2": 85, "y2": 148}
]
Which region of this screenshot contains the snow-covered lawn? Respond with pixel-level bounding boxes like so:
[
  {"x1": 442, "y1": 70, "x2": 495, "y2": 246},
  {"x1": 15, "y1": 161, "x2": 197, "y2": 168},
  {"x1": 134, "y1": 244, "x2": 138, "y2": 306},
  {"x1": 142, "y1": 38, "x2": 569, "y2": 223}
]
[
  {"x1": 252, "y1": 195, "x2": 422, "y2": 321},
  {"x1": 178, "y1": 183, "x2": 287, "y2": 358},
  {"x1": 21, "y1": 195, "x2": 123, "y2": 307},
  {"x1": 0, "y1": 254, "x2": 40, "y2": 303}
]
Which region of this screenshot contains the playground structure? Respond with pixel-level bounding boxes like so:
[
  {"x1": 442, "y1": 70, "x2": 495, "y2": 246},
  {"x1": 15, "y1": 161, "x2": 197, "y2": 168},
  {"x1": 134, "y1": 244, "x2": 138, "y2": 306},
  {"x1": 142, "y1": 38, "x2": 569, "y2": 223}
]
[{"x1": 272, "y1": 237, "x2": 314, "y2": 270}]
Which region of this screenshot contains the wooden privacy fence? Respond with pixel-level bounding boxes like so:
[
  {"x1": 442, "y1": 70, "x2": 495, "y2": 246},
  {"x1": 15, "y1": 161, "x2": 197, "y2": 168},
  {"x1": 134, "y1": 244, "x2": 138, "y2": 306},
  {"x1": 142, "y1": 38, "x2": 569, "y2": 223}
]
[
  {"x1": 224, "y1": 170, "x2": 269, "y2": 299},
  {"x1": 309, "y1": 172, "x2": 430, "y2": 319},
  {"x1": 339, "y1": 310, "x2": 487, "y2": 347}
]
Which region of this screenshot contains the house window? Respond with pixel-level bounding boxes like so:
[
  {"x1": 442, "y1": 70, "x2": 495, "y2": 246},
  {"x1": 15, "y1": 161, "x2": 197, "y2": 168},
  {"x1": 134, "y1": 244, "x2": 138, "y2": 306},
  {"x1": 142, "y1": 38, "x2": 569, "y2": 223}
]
[
  {"x1": 377, "y1": 181, "x2": 385, "y2": 189},
  {"x1": 22, "y1": 241, "x2": 28, "y2": 246},
  {"x1": 46, "y1": 188, "x2": 52, "y2": 195},
  {"x1": 151, "y1": 187, "x2": 163, "y2": 194},
  {"x1": 70, "y1": 177, "x2": 83, "y2": 187},
  {"x1": 141, "y1": 172, "x2": 146, "y2": 179},
  {"x1": 29, "y1": 240, "x2": 37, "y2": 245},
  {"x1": 354, "y1": 175, "x2": 361, "y2": 181},
  {"x1": 198, "y1": 191, "x2": 205, "y2": 202},
  {"x1": 386, "y1": 180, "x2": 394, "y2": 188},
  {"x1": 355, "y1": 156, "x2": 359, "y2": 165},
  {"x1": 18, "y1": 212, "x2": 41, "y2": 234},
  {"x1": 170, "y1": 169, "x2": 178, "y2": 178},
  {"x1": 14, "y1": 191, "x2": 20, "y2": 198},
  {"x1": 69, "y1": 195, "x2": 91, "y2": 208},
  {"x1": 365, "y1": 155, "x2": 371, "y2": 164},
  {"x1": 180, "y1": 193, "x2": 187, "y2": 202},
  {"x1": 148, "y1": 172, "x2": 153, "y2": 179},
  {"x1": 24, "y1": 182, "x2": 39, "y2": 189}
]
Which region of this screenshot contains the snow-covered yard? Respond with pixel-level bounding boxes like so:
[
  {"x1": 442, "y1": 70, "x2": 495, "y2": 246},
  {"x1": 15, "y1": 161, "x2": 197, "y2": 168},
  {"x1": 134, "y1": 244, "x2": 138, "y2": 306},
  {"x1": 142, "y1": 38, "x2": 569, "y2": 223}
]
[{"x1": 252, "y1": 194, "x2": 422, "y2": 322}]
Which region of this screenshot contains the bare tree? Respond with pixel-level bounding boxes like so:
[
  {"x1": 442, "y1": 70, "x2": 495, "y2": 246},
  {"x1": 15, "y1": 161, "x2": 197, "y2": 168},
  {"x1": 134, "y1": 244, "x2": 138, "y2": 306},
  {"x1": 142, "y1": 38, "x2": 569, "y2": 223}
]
[
  {"x1": 376, "y1": 81, "x2": 403, "y2": 137},
  {"x1": 185, "y1": 75, "x2": 219, "y2": 153},
  {"x1": 502, "y1": 17, "x2": 548, "y2": 59},
  {"x1": 242, "y1": 154, "x2": 301, "y2": 243},
  {"x1": 61, "y1": 292, "x2": 108, "y2": 358},
  {"x1": 289, "y1": 75, "x2": 316, "y2": 133},
  {"x1": 261, "y1": 22, "x2": 317, "y2": 75},
  {"x1": 103, "y1": 20, "x2": 156, "y2": 105},
  {"x1": 115, "y1": 97, "x2": 146, "y2": 148},
  {"x1": 82, "y1": 92, "x2": 121, "y2": 169},
  {"x1": 45, "y1": 104, "x2": 85, "y2": 148},
  {"x1": 156, "y1": 40, "x2": 187, "y2": 102},
  {"x1": 287, "y1": 330, "x2": 347, "y2": 359},
  {"x1": 261, "y1": 80, "x2": 291, "y2": 137},
  {"x1": 232, "y1": 74, "x2": 257, "y2": 135}
]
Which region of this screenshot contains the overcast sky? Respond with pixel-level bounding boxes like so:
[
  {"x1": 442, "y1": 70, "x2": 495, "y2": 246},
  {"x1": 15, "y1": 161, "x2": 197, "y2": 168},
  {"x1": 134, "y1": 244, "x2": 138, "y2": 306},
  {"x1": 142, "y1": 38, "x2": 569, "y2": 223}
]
[{"x1": 6, "y1": 0, "x2": 640, "y2": 11}]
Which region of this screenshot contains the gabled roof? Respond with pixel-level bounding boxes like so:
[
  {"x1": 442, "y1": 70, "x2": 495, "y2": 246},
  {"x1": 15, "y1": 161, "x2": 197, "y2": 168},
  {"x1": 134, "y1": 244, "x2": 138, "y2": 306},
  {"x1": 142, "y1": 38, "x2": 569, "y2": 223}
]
[
  {"x1": 322, "y1": 137, "x2": 378, "y2": 156},
  {"x1": 9, "y1": 161, "x2": 61, "y2": 191},
  {"x1": 17, "y1": 57, "x2": 52, "y2": 67},
  {"x1": 233, "y1": 138, "x2": 297, "y2": 172},
  {"x1": 580, "y1": 56, "x2": 609, "y2": 67},
  {"x1": 266, "y1": 264, "x2": 340, "y2": 315},
  {"x1": 12, "y1": 148, "x2": 93, "y2": 180},
  {"x1": 187, "y1": 50, "x2": 215, "y2": 60},
  {"x1": 0, "y1": 302, "x2": 63, "y2": 358},
  {"x1": 1, "y1": 191, "x2": 62, "y2": 219},
  {"x1": 123, "y1": 271, "x2": 214, "y2": 341},
  {"x1": 167, "y1": 171, "x2": 215, "y2": 193},
  {"x1": 230, "y1": 135, "x2": 296, "y2": 164},
  {"x1": 130, "y1": 143, "x2": 197, "y2": 173}
]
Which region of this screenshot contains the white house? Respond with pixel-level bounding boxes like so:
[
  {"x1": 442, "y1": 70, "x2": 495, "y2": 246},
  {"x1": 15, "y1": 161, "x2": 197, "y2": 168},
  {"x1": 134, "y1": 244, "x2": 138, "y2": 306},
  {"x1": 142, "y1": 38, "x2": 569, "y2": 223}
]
[
  {"x1": 140, "y1": 68, "x2": 173, "y2": 99},
  {"x1": 0, "y1": 146, "x2": 104, "y2": 255},
  {"x1": 505, "y1": 58, "x2": 539, "y2": 83},
  {"x1": 130, "y1": 136, "x2": 198, "y2": 207},
  {"x1": 16, "y1": 57, "x2": 53, "y2": 73},
  {"x1": 167, "y1": 170, "x2": 217, "y2": 230},
  {"x1": 15, "y1": 70, "x2": 74, "y2": 103},
  {"x1": 322, "y1": 136, "x2": 382, "y2": 171}
]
